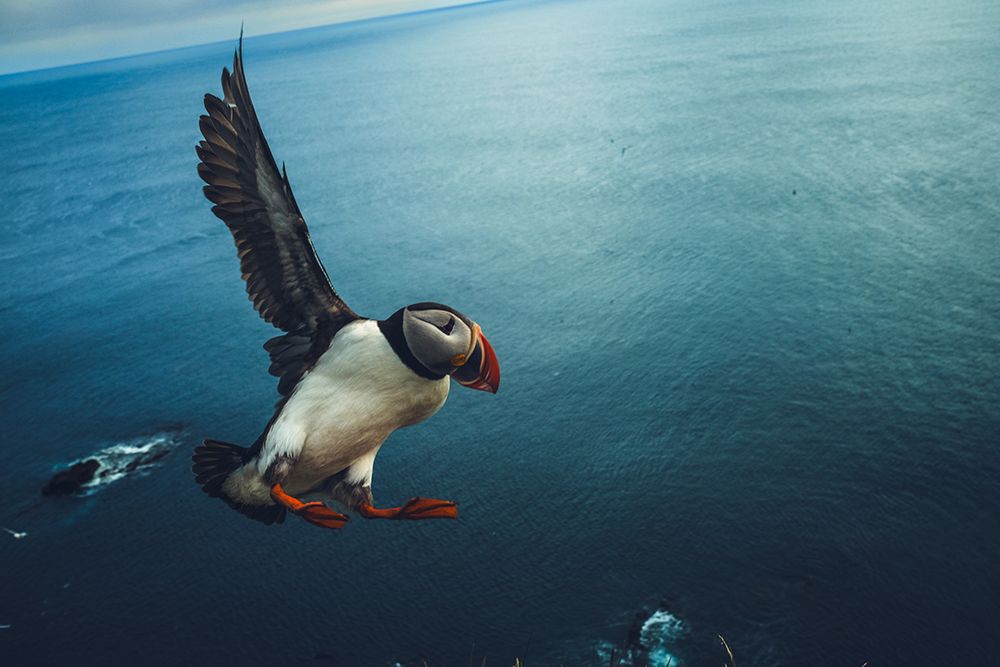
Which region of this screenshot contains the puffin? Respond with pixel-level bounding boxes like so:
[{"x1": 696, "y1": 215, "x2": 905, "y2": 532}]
[{"x1": 191, "y1": 38, "x2": 500, "y2": 530}]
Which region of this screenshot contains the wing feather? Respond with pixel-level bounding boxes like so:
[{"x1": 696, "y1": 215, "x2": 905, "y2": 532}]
[{"x1": 197, "y1": 37, "x2": 358, "y2": 395}]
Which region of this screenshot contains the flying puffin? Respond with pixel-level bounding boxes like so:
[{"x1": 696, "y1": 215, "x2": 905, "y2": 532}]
[{"x1": 191, "y1": 39, "x2": 500, "y2": 530}]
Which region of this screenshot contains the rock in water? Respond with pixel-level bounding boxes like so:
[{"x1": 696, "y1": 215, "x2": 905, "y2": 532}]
[
  {"x1": 40, "y1": 430, "x2": 182, "y2": 497},
  {"x1": 42, "y1": 459, "x2": 100, "y2": 495}
]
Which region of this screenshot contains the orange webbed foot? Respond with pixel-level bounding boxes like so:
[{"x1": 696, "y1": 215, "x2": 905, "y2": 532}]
[
  {"x1": 358, "y1": 497, "x2": 458, "y2": 521},
  {"x1": 270, "y1": 483, "x2": 349, "y2": 530},
  {"x1": 398, "y1": 497, "x2": 459, "y2": 520},
  {"x1": 296, "y1": 501, "x2": 350, "y2": 530}
]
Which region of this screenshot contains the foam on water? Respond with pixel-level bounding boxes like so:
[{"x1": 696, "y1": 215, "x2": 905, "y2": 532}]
[
  {"x1": 595, "y1": 608, "x2": 687, "y2": 667},
  {"x1": 639, "y1": 610, "x2": 687, "y2": 666}
]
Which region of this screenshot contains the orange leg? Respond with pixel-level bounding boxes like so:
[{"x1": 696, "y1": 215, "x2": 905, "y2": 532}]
[
  {"x1": 270, "y1": 483, "x2": 349, "y2": 530},
  {"x1": 357, "y1": 497, "x2": 458, "y2": 521}
]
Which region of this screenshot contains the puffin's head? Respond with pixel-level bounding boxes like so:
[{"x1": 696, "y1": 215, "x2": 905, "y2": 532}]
[{"x1": 401, "y1": 302, "x2": 500, "y2": 393}]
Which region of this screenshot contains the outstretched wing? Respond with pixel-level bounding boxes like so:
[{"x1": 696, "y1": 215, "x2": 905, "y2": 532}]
[
  {"x1": 197, "y1": 38, "x2": 359, "y2": 394},
  {"x1": 197, "y1": 38, "x2": 357, "y2": 335}
]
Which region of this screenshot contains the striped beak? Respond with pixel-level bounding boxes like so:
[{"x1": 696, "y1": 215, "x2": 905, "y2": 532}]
[{"x1": 453, "y1": 329, "x2": 500, "y2": 393}]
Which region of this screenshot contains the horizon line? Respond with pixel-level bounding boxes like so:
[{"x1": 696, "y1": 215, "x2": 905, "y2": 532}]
[{"x1": 0, "y1": 0, "x2": 508, "y2": 79}]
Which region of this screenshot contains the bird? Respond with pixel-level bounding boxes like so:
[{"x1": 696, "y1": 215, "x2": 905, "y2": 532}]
[
  {"x1": 191, "y1": 37, "x2": 500, "y2": 530},
  {"x1": 2, "y1": 527, "x2": 27, "y2": 539}
]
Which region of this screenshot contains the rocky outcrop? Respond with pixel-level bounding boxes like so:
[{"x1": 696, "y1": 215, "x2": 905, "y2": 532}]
[{"x1": 41, "y1": 428, "x2": 181, "y2": 496}]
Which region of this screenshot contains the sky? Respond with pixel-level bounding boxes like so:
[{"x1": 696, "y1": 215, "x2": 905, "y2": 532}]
[{"x1": 0, "y1": 0, "x2": 479, "y2": 75}]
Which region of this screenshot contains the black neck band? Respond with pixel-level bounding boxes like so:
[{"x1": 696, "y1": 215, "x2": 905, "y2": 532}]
[{"x1": 377, "y1": 309, "x2": 447, "y2": 381}]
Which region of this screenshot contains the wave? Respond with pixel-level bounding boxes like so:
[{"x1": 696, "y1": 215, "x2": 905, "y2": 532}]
[
  {"x1": 638, "y1": 609, "x2": 687, "y2": 666},
  {"x1": 595, "y1": 607, "x2": 687, "y2": 667}
]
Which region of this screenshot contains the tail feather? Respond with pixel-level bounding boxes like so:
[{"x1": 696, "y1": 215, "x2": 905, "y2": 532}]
[
  {"x1": 192, "y1": 439, "x2": 245, "y2": 496},
  {"x1": 192, "y1": 440, "x2": 286, "y2": 526}
]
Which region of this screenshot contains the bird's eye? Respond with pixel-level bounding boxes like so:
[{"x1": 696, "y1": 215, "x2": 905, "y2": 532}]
[{"x1": 440, "y1": 316, "x2": 455, "y2": 335}]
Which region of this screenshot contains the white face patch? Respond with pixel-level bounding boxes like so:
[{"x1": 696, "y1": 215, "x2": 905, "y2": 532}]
[{"x1": 403, "y1": 307, "x2": 474, "y2": 375}]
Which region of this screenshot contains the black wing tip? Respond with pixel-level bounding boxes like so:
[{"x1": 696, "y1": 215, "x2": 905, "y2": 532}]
[{"x1": 235, "y1": 23, "x2": 246, "y2": 74}]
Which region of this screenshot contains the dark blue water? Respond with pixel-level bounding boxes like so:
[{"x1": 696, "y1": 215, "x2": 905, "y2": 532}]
[{"x1": 2, "y1": 0, "x2": 999, "y2": 664}]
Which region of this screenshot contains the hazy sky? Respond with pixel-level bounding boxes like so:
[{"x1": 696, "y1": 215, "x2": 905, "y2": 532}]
[{"x1": 0, "y1": 0, "x2": 479, "y2": 75}]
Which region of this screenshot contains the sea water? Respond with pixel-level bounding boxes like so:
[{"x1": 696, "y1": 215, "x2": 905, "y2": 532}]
[{"x1": 1, "y1": 0, "x2": 999, "y2": 664}]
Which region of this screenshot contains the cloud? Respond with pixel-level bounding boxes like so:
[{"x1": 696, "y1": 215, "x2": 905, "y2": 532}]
[{"x1": 0, "y1": 0, "x2": 476, "y2": 75}]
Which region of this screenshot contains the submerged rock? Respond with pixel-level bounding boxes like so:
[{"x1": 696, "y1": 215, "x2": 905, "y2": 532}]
[{"x1": 42, "y1": 459, "x2": 100, "y2": 495}]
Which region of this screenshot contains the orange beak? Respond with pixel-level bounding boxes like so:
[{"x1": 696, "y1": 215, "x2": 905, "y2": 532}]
[{"x1": 454, "y1": 329, "x2": 500, "y2": 393}]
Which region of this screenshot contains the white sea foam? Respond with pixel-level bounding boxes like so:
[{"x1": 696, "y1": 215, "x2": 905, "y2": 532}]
[
  {"x1": 639, "y1": 610, "x2": 686, "y2": 666},
  {"x1": 595, "y1": 608, "x2": 687, "y2": 667}
]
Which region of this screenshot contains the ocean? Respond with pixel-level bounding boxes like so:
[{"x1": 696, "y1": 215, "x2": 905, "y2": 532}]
[{"x1": 1, "y1": 0, "x2": 999, "y2": 664}]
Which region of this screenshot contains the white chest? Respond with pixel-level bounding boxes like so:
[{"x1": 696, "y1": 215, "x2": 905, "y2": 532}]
[{"x1": 259, "y1": 319, "x2": 450, "y2": 479}]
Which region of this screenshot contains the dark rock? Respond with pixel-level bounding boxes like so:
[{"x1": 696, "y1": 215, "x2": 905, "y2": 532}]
[
  {"x1": 625, "y1": 610, "x2": 646, "y2": 650},
  {"x1": 42, "y1": 459, "x2": 100, "y2": 496}
]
